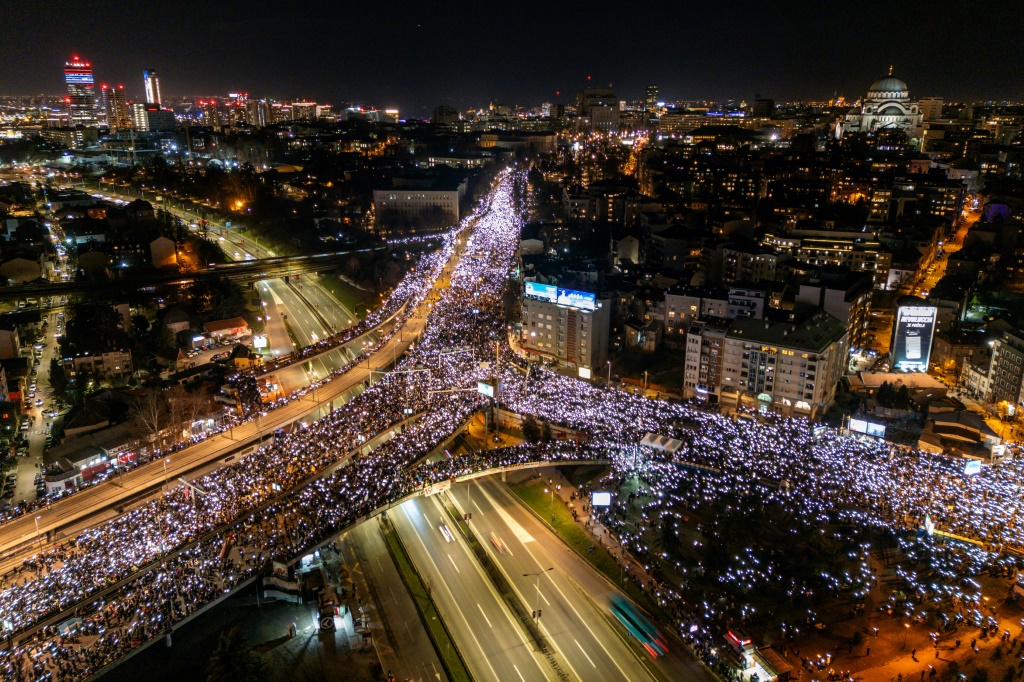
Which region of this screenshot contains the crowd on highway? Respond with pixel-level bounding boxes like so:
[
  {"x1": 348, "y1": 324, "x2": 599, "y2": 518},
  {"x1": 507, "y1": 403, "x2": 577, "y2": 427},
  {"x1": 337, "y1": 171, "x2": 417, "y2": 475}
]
[
  {"x1": 4, "y1": 167, "x2": 1024, "y2": 681},
  {"x1": 0, "y1": 201, "x2": 458, "y2": 530},
  {"x1": 0, "y1": 170, "x2": 527, "y2": 680}
]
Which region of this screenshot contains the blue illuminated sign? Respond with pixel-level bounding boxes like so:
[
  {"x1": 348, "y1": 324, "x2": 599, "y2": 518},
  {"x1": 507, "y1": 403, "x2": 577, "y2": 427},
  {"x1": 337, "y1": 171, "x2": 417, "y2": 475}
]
[
  {"x1": 524, "y1": 281, "x2": 557, "y2": 303},
  {"x1": 524, "y1": 282, "x2": 596, "y2": 312},
  {"x1": 556, "y1": 288, "x2": 596, "y2": 311}
]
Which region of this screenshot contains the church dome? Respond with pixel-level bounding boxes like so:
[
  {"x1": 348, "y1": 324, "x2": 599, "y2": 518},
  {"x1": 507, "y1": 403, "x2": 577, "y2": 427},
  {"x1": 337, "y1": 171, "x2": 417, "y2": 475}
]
[{"x1": 868, "y1": 75, "x2": 908, "y2": 96}]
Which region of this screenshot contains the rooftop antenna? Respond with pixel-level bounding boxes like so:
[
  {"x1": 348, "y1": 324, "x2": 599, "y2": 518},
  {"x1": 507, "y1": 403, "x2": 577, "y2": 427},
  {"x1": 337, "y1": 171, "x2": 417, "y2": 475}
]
[{"x1": 888, "y1": 64, "x2": 893, "y2": 76}]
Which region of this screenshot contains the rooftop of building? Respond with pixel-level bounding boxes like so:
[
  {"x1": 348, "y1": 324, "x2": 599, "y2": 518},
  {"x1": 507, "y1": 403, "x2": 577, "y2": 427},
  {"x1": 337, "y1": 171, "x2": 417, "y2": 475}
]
[{"x1": 727, "y1": 304, "x2": 847, "y2": 353}]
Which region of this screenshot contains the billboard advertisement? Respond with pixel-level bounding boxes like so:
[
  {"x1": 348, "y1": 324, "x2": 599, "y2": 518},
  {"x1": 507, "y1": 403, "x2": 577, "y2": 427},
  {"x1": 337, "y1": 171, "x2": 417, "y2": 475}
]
[
  {"x1": 524, "y1": 282, "x2": 597, "y2": 312},
  {"x1": 591, "y1": 492, "x2": 611, "y2": 506},
  {"x1": 477, "y1": 381, "x2": 495, "y2": 398},
  {"x1": 557, "y1": 288, "x2": 596, "y2": 311},
  {"x1": 524, "y1": 281, "x2": 557, "y2": 303},
  {"x1": 891, "y1": 305, "x2": 937, "y2": 372},
  {"x1": 850, "y1": 419, "x2": 886, "y2": 438},
  {"x1": 253, "y1": 335, "x2": 268, "y2": 349}
]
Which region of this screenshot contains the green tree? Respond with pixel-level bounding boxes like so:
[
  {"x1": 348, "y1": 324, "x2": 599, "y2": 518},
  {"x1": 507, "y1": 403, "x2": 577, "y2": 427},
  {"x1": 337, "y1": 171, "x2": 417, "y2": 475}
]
[
  {"x1": 49, "y1": 358, "x2": 68, "y2": 399},
  {"x1": 131, "y1": 313, "x2": 152, "y2": 336},
  {"x1": 206, "y1": 626, "x2": 269, "y2": 682},
  {"x1": 520, "y1": 414, "x2": 542, "y2": 443},
  {"x1": 540, "y1": 421, "x2": 553, "y2": 442}
]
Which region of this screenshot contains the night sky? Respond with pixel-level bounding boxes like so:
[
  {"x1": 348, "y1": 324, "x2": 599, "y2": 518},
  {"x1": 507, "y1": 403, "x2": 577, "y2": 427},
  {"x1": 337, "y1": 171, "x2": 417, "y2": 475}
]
[{"x1": 2, "y1": 0, "x2": 1022, "y2": 115}]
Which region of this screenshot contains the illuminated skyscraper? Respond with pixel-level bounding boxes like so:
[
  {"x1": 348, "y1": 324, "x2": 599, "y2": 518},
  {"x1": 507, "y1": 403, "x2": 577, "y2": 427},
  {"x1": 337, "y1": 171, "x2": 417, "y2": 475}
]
[
  {"x1": 64, "y1": 56, "x2": 97, "y2": 124},
  {"x1": 644, "y1": 84, "x2": 659, "y2": 113},
  {"x1": 101, "y1": 84, "x2": 132, "y2": 131},
  {"x1": 144, "y1": 69, "x2": 161, "y2": 106}
]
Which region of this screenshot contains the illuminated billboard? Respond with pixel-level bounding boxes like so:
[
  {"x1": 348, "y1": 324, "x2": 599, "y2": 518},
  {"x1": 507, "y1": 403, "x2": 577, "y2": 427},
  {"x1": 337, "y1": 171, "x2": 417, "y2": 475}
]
[
  {"x1": 556, "y1": 288, "x2": 596, "y2": 311},
  {"x1": 891, "y1": 304, "x2": 937, "y2": 372},
  {"x1": 524, "y1": 281, "x2": 597, "y2": 311},
  {"x1": 253, "y1": 335, "x2": 268, "y2": 349},
  {"x1": 477, "y1": 380, "x2": 495, "y2": 398},
  {"x1": 524, "y1": 281, "x2": 557, "y2": 303},
  {"x1": 850, "y1": 419, "x2": 886, "y2": 438},
  {"x1": 591, "y1": 492, "x2": 611, "y2": 506}
]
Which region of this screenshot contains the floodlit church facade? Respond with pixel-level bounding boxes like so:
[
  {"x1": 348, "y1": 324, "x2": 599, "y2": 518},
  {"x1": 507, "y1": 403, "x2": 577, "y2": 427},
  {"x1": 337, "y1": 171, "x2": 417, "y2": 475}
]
[{"x1": 838, "y1": 70, "x2": 925, "y2": 143}]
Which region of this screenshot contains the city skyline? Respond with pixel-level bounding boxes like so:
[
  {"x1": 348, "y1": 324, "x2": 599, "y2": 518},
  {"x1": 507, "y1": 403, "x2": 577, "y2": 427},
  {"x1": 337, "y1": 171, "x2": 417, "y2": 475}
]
[{"x1": 1, "y1": 0, "x2": 1022, "y2": 114}]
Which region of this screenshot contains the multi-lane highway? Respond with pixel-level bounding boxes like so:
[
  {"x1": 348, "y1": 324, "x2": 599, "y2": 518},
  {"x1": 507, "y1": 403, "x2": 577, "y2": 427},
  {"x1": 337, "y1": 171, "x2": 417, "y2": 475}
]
[
  {"x1": 0, "y1": 307, "x2": 426, "y2": 560},
  {"x1": 391, "y1": 494, "x2": 552, "y2": 681},
  {"x1": 340, "y1": 519, "x2": 448, "y2": 682},
  {"x1": 453, "y1": 477, "x2": 717, "y2": 682}
]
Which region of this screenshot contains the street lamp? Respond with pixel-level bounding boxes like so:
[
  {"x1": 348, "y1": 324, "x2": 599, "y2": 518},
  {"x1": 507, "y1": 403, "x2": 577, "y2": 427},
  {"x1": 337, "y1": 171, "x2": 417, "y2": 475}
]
[
  {"x1": 523, "y1": 568, "x2": 553, "y2": 619},
  {"x1": 902, "y1": 622, "x2": 910, "y2": 649},
  {"x1": 163, "y1": 457, "x2": 171, "y2": 492},
  {"x1": 34, "y1": 515, "x2": 42, "y2": 552}
]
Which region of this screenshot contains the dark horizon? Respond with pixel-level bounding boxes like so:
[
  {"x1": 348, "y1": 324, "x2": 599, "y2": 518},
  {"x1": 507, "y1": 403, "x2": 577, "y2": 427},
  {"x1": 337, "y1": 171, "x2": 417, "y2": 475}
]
[{"x1": 1, "y1": 0, "x2": 1022, "y2": 115}]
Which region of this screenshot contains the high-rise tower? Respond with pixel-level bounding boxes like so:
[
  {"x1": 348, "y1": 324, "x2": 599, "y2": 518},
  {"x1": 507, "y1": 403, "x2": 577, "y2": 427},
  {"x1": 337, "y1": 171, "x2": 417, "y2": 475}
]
[
  {"x1": 644, "y1": 84, "x2": 659, "y2": 113},
  {"x1": 64, "y1": 56, "x2": 97, "y2": 124},
  {"x1": 144, "y1": 69, "x2": 161, "y2": 106},
  {"x1": 101, "y1": 84, "x2": 132, "y2": 131}
]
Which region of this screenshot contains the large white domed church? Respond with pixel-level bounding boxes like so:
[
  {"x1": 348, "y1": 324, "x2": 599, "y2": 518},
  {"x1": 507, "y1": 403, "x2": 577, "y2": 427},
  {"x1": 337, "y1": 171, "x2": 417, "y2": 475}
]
[{"x1": 838, "y1": 68, "x2": 924, "y2": 142}]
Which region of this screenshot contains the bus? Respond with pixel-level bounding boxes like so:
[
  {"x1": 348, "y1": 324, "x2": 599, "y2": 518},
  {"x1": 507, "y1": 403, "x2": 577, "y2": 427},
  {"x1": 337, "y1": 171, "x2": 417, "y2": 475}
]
[{"x1": 610, "y1": 595, "x2": 668, "y2": 657}]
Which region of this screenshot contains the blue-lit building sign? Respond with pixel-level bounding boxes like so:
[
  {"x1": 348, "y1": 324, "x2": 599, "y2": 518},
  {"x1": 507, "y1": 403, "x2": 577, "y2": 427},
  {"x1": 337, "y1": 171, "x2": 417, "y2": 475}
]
[
  {"x1": 556, "y1": 288, "x2": 596, "y2": 311},
  {"x1": 524, "y1": 281, "x2": 557, "y2": 303},
  {"x1": 524, "y1": 282, "x2": 596, "y2": 312}
]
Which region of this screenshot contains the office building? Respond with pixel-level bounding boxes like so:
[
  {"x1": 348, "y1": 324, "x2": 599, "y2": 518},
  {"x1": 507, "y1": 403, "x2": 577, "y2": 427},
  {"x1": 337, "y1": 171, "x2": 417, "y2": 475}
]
[
  {"x1": 918, "y1": 97, "x2": 944, "y2": 122},
  {"x1": 101, "y1": 84, "x2": 131, "y2": 131},
  {"x1": 644, "y1": 85, "x2": 659, "y2": 113},
  {"x1": 143, "y1": 69, "x2": 161, "y2": 106},
  {"x1": 373, "y1": 173, "x2": 467, "y2": 234},
  {"x1": 432, "y1": 105, "x2": 459, "y2": 126},
  {"x1": 719, "y1": 307, "x2": 848, "y2": 418},
  {"x1": 291, "y1": 102, "x2": 317, "y2": 121},
  {"x1": 245, "y1": 100, "x2": 269, "y2": 127},
  {"x1": 520, "y1": 282, "x2": 610, "y2": 371},
  {"x1": 577, "y1": 87, "x2": 619, "y2": 132},
  {"x1": 131, "y1": 103, "x2": 176, "y2": 132},
  {"x1": 64, "y1": 56, "x2": 97, "y2": 125},
  {"x1": 751, "y1": 97, "x2": 775, "y2": 119}
]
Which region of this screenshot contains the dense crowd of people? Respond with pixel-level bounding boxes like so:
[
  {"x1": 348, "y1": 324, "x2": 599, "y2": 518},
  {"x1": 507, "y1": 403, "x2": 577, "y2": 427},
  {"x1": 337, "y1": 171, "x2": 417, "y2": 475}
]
[{"x1": 3, "y1": 167, "x2": 1023, "y2": 681}]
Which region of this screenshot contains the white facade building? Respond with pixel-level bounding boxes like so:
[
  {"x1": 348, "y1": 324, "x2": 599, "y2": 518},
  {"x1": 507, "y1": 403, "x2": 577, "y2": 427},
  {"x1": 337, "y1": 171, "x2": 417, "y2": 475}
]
[{"x1": 839, "y1": 71, "x2": 925, "y2": 143}]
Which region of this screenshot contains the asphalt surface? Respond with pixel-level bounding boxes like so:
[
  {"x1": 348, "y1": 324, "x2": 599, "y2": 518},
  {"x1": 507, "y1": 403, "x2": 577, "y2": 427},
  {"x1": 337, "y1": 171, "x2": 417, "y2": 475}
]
[
  {"x1": 341, "y1": 518, "x2": 448, "y2": 682},
  {"x1": 458, "y1": 477, "x2": 717, "y2": 682},
  {"x1": 391, "y1": 494, "x2": 552, "y2": 682},
  {"x1": 449, "y1": 478, "x2": 653, "y2": 682}
]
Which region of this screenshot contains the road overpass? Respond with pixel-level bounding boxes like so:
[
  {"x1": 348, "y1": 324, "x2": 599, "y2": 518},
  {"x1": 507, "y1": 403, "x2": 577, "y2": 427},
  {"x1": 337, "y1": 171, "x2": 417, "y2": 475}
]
[
  {"x1": 0, "y1": 308, "x2": 427, "y2": 560},
  {"x1": 0, "y1": 247, "x2": 388, "y2": 302}
]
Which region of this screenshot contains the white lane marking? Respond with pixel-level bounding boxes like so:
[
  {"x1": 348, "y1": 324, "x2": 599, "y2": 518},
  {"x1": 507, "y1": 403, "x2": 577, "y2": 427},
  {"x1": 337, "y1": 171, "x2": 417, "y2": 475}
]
[
  {"x1": 448, "y1": 554, "x2": 461, "y2": 573},
  {"x1": 480, "y1": 485, "x2": 534, "y2": 544},
  {"x1": 476, "y1": 603, "x2": 493, "y2": 628},
  {"x1": 399, "y1": 504, "x2": 501, "y2": 681},
  {"x1": 423, "y1": 496, "x2": 545, "y2": 676},
  {"x1": 482, "y1": 482, "x2": 646, "y2": 681},
  {"x1": 575, "y1": 639, "x2": 597, "y2": 667},
  {"x1": 513, "y1": 665, "x2": 526, "y2": 682}
]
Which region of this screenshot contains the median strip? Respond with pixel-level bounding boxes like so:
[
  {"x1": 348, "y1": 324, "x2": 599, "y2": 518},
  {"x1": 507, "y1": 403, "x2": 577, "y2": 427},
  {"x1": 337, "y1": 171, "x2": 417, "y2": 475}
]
[{"x1": 379, "y1": 514, "x2": 473, "y2": 682}]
